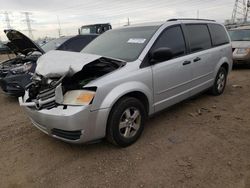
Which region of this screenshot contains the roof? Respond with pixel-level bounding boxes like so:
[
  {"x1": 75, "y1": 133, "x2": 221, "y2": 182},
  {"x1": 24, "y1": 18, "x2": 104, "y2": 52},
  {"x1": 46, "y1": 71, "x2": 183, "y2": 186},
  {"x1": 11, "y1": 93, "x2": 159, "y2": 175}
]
[
  {"x1": 168, "y1": 18, "x2": 215, "y2": 22},
  {"x1": 81, "y1": 23, "x2": 111, "y2": 27},
  {"x1": 126, "y1": 21, "x2": 165, "y2": 27},
  {"x1": 118, "y1": 18, "x2": 218, "y2": 29}
]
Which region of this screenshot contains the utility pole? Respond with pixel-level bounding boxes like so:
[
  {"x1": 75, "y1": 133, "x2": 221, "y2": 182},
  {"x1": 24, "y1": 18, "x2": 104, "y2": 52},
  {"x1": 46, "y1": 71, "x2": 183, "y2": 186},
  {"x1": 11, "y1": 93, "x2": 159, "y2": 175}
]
[
  {"x1": 231, "y1": 0, "x2": 247, "y2": 24},
  {"x1": 197, "y1": 10, "x2": 200, "y2": 19},
  {"x1": 23, "y1": 12, "x2": 34, "y2": 39},
  {"x1": 124, "y1": 18, "x2": 130, "y2": 26},
  {"x1": 57, "y1": 16, "x2": 62, "y2": 37}
]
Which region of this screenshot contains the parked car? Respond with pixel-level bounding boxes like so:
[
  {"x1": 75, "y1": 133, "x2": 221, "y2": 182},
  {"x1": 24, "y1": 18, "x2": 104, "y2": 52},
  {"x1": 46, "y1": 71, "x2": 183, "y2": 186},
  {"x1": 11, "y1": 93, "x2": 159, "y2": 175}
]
[
  {"x1": 0, "y1": 41, "x2": 11, "y2": 54},
  {"x1": 228, "y1": 26, "x2": 250, "y2": 66},
  {"x1": 19, "y1": 19, "x2": 232, "y2": 147},
  {"x1": 0, "y1": 30, "x2": 98, "y2": 96},
  {"x1": 78, "y1": 23, "x2": 112, "y2": 35}
]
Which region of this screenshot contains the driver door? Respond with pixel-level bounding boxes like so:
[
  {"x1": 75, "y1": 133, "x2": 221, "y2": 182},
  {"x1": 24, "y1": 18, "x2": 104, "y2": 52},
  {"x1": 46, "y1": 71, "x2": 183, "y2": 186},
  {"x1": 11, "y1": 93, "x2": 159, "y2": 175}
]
[{"x1": 151, "y1": 25, "x2": 193, "y2": 112}]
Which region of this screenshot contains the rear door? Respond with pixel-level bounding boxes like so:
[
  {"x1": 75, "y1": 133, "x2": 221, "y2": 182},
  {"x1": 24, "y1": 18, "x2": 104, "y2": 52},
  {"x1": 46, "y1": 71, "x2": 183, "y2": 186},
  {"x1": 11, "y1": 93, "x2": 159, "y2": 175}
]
[
  {"x1": 151, "y1": 25, "x2": 193, "y2": 112},
  {"x1": 184, "y1": 24, "x2": 215, "y2": 94}
]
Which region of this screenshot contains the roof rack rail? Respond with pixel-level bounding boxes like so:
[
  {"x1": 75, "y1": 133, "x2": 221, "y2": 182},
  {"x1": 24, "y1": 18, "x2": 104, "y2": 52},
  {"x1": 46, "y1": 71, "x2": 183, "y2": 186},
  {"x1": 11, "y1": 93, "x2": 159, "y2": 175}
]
[{"x1": 167, "y1": 18, "x2": 216, "y2": 22}]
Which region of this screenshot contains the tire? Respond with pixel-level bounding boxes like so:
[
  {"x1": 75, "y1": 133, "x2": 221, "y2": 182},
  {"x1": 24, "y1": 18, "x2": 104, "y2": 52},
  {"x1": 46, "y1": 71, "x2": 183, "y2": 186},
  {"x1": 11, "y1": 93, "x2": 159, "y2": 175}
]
[
  {"x1": 106, "y1": 97, "x2": 146, "y2": 147},
  {"x1": 210, "y1": 67, "x2": 227, "y2": 96}
]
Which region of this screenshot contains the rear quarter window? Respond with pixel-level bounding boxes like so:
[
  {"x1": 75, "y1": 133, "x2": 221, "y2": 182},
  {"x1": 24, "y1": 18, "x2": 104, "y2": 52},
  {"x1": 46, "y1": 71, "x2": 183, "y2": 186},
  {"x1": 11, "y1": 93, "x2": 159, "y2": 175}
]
[
  {"x1": 209, "y1": 24, "x2": 230, "y2": 46},
  {"x1": 186, "y1": 24, "x2": 212, "y2": 53}
]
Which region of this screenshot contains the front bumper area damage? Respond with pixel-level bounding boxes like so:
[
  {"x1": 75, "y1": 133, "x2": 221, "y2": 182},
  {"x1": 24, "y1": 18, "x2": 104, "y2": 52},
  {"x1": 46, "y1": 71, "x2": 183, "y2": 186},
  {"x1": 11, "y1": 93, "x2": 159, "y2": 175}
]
[
  {"x1": 19, "y1": 51, "x2": 125, "y2": 143},
  {"x1": 19, "y1": 75, "x2": 64, "y2": 110},
  {"x1": 19, "y1": 81, "x2": 110, "y2": 143},
  {"x1": 21, "y1": 104, "x2": 109, "y2": 143}
]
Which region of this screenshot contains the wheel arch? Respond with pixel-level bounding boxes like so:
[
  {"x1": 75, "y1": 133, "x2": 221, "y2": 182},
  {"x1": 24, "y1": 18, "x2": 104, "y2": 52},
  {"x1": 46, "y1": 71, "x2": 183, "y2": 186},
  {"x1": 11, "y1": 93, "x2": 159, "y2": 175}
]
[
  {"x1": 214, "y1": 57, "x2": 232, "y2": 77},
  {"x1": 98, "y1": 81, "x2": 154, "y2": 116},
  {"x1": 221, "y1": 62, "x2": 229, "y2": 74}
]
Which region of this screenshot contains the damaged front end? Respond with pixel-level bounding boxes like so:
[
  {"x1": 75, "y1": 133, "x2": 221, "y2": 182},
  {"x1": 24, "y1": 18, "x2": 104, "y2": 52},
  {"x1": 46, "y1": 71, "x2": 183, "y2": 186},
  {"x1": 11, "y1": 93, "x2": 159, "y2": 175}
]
[{"x1": 19, "y1": 55, "x2": 125, "y2": 110}]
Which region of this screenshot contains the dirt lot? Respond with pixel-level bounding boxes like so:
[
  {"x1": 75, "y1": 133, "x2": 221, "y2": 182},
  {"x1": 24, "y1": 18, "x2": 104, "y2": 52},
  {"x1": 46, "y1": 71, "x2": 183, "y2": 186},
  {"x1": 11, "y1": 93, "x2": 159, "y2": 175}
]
[{"x1": 0, "y1": 54, "x2": 250, "y2": 188}]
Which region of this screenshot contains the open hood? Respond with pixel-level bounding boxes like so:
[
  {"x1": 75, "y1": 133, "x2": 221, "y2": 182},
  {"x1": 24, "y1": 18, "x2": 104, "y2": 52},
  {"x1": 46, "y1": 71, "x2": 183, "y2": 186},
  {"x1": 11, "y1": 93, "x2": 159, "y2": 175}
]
[
  {"x1": 36, "y1": 50, "x2": 102, "y2": 77},
  {"x1": 4, "y1": 29, "x2": 44, "y2": 56}
]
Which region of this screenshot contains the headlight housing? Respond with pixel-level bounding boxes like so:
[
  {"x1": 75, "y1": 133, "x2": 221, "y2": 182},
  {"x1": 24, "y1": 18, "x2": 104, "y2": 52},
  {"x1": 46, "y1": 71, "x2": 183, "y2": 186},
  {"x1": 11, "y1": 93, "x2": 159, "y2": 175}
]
[
  {"x1": 11, "y1": 62, "x2": 33, "y2": 74},
  {"x1": 62, "y1": 90, "x2": 95, "y2": 106},
  {"x1": 236, "y1": 48, "x2": 250, "y2": 55}
]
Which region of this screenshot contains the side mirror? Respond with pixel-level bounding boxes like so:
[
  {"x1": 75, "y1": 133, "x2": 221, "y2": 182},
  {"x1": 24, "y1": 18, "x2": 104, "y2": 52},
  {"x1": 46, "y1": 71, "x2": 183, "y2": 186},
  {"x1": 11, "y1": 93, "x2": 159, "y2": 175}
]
[
  {"x1": 78, "y1": 28, "x2": 81, "y2": 35},
  {"x1": 150, "y1": 47, "x2": 173, "y2": 63}
]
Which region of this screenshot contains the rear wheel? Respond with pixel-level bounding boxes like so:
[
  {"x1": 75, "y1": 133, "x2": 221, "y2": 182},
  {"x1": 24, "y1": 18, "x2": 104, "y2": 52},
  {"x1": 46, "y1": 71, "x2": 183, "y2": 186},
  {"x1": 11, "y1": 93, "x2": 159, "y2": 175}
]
[
  {"x1": 106, "y1": 97, "x2": 146, "y2": 147},
  {"x1": 210, "y1": 67, "x2": 227, "y2": 96}
]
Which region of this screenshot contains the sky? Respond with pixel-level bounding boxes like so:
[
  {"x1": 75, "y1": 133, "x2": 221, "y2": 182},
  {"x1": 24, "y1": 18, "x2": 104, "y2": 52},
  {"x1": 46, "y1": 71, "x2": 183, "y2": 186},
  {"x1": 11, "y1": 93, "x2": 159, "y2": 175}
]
[{"x1": 0, "y1": 0, "x2": 236, "y2": 40}]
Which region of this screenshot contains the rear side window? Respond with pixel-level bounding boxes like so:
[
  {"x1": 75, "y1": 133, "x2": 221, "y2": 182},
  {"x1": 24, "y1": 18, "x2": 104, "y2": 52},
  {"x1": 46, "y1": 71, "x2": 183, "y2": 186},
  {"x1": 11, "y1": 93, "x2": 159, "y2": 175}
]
[
  {"x1": 209, "y1": 24, "x2": 230, "y2": 46},
  {"x1": 152, "y1": 26, "x2": 186, "y2": 58},
  {"x1": 57, "y1": 36, "x2": 97, "y2": 52},
  {"x1": 186, "y1": 24, "x2": 212, "y2": 53}
]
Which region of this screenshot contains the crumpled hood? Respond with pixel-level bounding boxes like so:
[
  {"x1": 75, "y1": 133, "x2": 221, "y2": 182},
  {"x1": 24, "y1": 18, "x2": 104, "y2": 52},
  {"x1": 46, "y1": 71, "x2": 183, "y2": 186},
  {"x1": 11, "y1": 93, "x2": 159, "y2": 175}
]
[
  {"x1": 36, "y1": 50, "x2": 101, "y2": 77},
  {"x1": 232, "y1": 41, "x2": 250, "y2": 49}
]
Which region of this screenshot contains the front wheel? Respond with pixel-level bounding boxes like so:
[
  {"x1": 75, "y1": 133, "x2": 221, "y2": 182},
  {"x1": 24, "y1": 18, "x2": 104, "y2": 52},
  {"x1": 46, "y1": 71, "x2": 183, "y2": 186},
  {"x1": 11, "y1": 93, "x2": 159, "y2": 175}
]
[
  {"x1": 210, "y1": 67, "x2": 227, "y2": 96},
  {"x1": 106, "y1": 97, "x2": 146, "y2": 147}
]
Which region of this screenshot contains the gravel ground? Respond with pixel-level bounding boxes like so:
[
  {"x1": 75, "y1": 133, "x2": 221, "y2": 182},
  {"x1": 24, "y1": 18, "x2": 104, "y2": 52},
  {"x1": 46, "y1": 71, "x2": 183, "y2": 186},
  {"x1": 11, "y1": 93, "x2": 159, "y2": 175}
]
[{"x1": 0, "y1": 55, "x2": 250, "y2": 188}]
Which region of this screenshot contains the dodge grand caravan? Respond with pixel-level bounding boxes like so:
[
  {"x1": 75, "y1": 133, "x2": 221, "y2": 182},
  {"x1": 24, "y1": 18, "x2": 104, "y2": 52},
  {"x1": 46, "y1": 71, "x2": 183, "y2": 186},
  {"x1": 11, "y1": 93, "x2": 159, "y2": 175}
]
[{"x1": 19, "y1": 19, "x2": 232, "y2": 147}]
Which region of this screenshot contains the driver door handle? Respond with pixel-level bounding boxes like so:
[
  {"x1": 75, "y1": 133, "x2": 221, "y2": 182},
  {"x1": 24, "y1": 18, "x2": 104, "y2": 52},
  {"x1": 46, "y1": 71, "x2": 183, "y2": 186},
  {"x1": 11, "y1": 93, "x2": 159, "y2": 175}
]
[
  {"x1": 183, "y1": 61, "x2": 191, "y2": 66},
  {"x1": 193, "y1": 57, "x2": 201, "y2": 62}
]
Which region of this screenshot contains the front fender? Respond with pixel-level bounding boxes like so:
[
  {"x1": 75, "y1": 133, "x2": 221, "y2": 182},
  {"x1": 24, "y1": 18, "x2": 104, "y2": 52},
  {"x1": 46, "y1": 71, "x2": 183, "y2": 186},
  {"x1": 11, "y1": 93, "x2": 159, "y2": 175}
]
[{"x1": 95, "y1": 81, "x2": 154, "y2": 115}]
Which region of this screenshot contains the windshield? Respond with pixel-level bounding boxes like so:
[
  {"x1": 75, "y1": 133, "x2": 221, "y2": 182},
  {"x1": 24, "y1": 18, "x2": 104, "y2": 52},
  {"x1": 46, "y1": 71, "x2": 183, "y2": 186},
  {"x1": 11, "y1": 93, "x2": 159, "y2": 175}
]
[
  {"x1": 82, "y1": 26, "x2": 159, "y2": 62},
  {"x1": 228, "y1": 29, "x2": 250, "y2": 41},
  {"x1": 41, "y1": 37, "x2": 70, "y2": 52},
  {"x1": 80, "y1": 26, "x2": 97, "y2": 34}
]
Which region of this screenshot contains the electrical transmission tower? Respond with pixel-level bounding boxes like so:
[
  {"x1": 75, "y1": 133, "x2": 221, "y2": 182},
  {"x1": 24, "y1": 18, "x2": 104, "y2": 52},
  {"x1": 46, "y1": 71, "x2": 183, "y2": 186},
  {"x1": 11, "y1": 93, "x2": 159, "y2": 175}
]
[
  {"x1": 232, "y1": 0, "x2": 247, "y2": 23},
  {"x1": 231, "y1": 0, "x2": 250, "y2": 24},
  {"x1": 23, "y1": 12, "x2": 34, "y2": 39},
  {"x1": 3, "y1": 11, "x2": 12, "y2": 29},
  {"x1": 245, "y1": 0, "x2": 250, "y2": 22}
]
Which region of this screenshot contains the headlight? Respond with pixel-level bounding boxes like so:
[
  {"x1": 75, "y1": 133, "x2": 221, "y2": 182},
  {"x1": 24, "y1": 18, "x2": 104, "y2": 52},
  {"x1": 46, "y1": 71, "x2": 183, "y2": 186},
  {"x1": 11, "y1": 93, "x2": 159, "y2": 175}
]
[
  {"x1": 11, "y1": 62, "x2": 33, "y2": 74},
  {"x1": 236, "y1": 48, "x2": 250, "y2": 55},
  {"x1": 63, "y1": 90, "x2": 95, "y2": 106}
]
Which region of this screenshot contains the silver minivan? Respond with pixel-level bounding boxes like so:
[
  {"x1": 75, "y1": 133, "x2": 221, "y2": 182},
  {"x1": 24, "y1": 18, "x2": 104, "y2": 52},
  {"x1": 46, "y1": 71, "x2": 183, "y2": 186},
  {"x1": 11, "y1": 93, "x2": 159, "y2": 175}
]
[{"x1": 19, "y1": 19, "x2": 232, "y2": 147}]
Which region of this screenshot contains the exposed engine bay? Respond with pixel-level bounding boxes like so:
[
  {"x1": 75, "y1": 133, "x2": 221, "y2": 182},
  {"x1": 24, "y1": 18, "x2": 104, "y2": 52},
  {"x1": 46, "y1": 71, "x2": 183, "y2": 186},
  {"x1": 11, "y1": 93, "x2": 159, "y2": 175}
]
[
  {"x1": 24, "y1": 57, "x2": 125, "y2": 110},
  {"x1": 0, "y1": 54, "x2": 40, "y2": 77}
]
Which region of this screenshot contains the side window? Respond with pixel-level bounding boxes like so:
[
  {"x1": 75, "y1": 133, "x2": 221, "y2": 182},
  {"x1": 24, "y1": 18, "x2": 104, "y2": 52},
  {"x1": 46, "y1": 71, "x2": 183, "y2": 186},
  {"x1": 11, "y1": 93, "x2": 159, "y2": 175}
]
[
  {"x1": 57, "y1": 36, "x2": 95, "y2": 52},
  {"x1": 152, "y1": 26, "x2": 186, "y2": 58},
  {"x1": 186, "y1": 24, "x2": 212, "y2": 53},
  {"x1": 209, "y1": 24, "x2": 230, "y2": 46}
]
